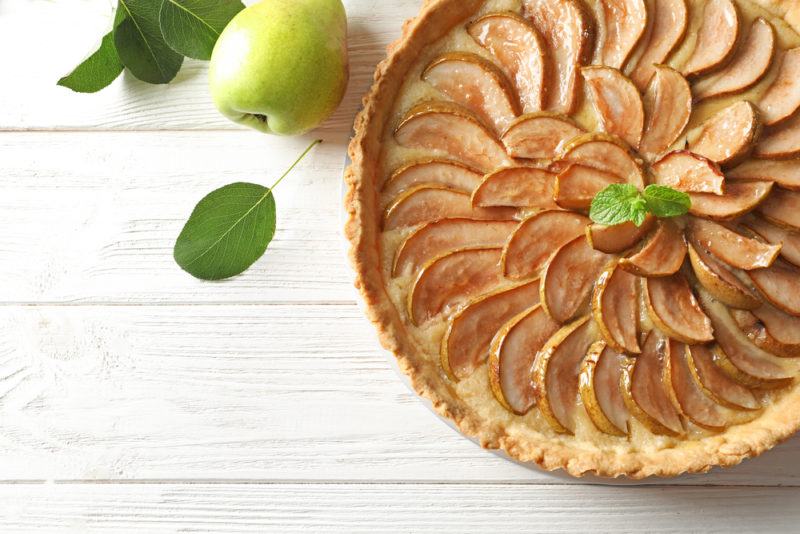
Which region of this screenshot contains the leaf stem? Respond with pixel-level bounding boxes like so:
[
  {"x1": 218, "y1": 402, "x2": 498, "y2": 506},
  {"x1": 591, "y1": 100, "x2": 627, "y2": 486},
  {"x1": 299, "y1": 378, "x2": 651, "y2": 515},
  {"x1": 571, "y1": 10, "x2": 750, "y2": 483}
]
[{"x1": 270, "y1": 139, "x2": 323, "y2": 191}]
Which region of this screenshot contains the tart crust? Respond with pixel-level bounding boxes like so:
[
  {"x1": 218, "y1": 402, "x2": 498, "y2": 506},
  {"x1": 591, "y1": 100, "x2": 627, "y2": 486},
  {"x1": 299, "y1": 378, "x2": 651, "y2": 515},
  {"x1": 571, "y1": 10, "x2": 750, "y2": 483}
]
[{"x1": 344, "y1": 0, "x2": 800, "y2": 478}]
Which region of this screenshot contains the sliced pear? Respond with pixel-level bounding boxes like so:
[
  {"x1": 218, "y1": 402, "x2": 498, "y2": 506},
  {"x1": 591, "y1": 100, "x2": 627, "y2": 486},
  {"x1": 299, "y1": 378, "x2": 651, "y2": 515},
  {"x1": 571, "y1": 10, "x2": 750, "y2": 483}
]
[
  {"x1": 523, "y1": 0, "x2": 594, "y2": 114},
  {"x1": 554, "y1": 163, "x2": 621, "y2": 209},
  {"x1": 394, "y1": 101, "x2": 510, "y2": 172},
  {"x1": 621, "y1": 331, "x2": 684, "y2": 436},
  {"x1": 687, "y1": 218, "x2": 781, "y2": 270},
  {"x1": 651, "y1": 150, "x2": 724, "y2": 194},
  {"x1": 619, "y1": 219, "x2": 686, "y2": 277},
  {"x1": 748, "y1": 260, "x2": 800, "y2": 316},
  {"x1": 689, "y1": 181, "x2": 774, "y2": 221},
  {"x1": 579, "y1": 341, "x2": 630, "y2": 436},
  {"x1": 542, "y1": 236, "x2": 611, "y2": 324},
  {"x1": 501, "y1": 113, "x2": 585, "y2": 160},
  {"x1": 743, "y1": 215, "x2": 800, "y2": 267},
  {"x1": 442, "y1": 280, "x2": 541, "y2": 380},
  {"x1": 638, "y1": 66, "x2": 692, "y2": 159},
  {"x1": 595, "y1": 0, "x2": 648, "y2": 69},
  {"x1": 468, "y1": 12, "x2": 547, "y2": 114},
  {"x1": 687, "y1": 243, "x2": 761, "y2": 309},
  {"x1": 681, "y1": 0, "x2": 740, "y2": 78},
  {"x1": 688, "y1": 101, "x2": 761, "y2": 166},
  {"x1": 751, "y1": 303, "x2": 800, "y2": 357},
  {"x1": 489, "y1": 305, "x2": 559, "y2": 414},
  {"x1": 699, "y1": 291, "x2": 796, "y2": 382},
  {"x1": 755, "y1": 112, "x2": 800, "y2": 160},
  {"x1": 586, "y1": 216, "x2": 655, "y2": 254},
  {"x1": 629, "y1": 0, "x2": 688, "y2": 89},
  {"x1": 423, "y1": 53, "x2": 520, "y2": 135},
  {"x1": 686, "y1": 344, "x2": 760, "y2": 410},
  {"x1": 408, "y1": 247, "x2": 503, "y2": 325},
  {"x1": 758, "y1": 47, "x2": 800, "y2": 126},
  {"x1": 728, "y1": 159, "x2": 800, "y2": 191},
  {"x1": 645, "y1": 273, "x2": 714, "y2": 344},
  {"x1": 693, "y1": 18, "x2": 775, "y2": 102},
  {"x1": 393, "y1": 218, "x2": 517, "y2": 277},
  {"x1": 592, "y1": 262, "x2": 640, "y2": 353},
  {"x1": 532, "y1": 316, "x2": 595, "y2": 433},
  {"x1": 582, "y1": 66, "x2": 644, "y2": 147},
  {"x1": 503, "y1": 210, "x2": 590, "y2": 279},
  {"x1": 472, "y1": 167, "x2": 557, "y2": 208},
  {"x1": 383, "y1": 160, "x2": 483, "y2": 203},
  {"x1": 759, "y1": 188, "x2": 800, "y2": 230},
  {"x1": 383, "y1": 185, "x2": 517, "y2": 231},
  {"x1": 559, "y1": 133, "x2": 644, "y2": 188}
]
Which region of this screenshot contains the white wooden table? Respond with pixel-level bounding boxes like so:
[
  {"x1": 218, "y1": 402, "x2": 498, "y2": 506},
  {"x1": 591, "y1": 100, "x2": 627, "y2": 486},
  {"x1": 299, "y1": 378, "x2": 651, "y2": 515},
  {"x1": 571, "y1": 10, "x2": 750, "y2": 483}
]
[{"x1": 2, "y1": 0, "x2": 800, "y2": 531}]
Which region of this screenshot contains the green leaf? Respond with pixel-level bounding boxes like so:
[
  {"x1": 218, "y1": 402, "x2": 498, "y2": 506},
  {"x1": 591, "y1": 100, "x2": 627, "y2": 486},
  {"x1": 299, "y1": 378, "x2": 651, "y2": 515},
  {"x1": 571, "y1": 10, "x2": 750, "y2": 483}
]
[
  {"x1": 643, "y1": 185, "x2": 692, "y2": 218},
  {"x1": 589, "y1": 183, "x2": 645, "y2": 226},
  {"x1": 115, "y1": 0, "x2": 184, "y2": 84},
  {"x1": 58, "y1": 31, "x2": 124, "y2": 93},
  {"x1": 159, "y1": 0, "x2": 245, "y2": 60}
]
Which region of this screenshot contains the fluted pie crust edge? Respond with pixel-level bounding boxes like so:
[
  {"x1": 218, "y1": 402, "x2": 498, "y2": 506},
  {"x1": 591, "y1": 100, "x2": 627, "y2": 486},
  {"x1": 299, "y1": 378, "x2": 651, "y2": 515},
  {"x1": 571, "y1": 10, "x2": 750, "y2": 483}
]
[{"x1": 343, "y1": 0, "x2": 800, "y2": 478}]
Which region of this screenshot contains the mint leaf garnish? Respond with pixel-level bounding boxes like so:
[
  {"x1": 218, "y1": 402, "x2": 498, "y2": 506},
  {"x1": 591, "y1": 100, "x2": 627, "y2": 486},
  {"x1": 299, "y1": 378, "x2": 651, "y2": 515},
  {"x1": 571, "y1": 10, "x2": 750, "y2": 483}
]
[
  {"x1": 590, "y1": 183, "x2": 692, "y2": 227},
  {"x1": 643, "y1": 184, "x2": 692, "y2": 218},
  {"x1": 58, "y1": 32, "x2": 124, "y2": 93},
  {"x1": 115, "y1": 0, "x2": 184, "y2": 84},
  {"x1": 159, "y1": 0, "x2": 245, "y2": 60}
]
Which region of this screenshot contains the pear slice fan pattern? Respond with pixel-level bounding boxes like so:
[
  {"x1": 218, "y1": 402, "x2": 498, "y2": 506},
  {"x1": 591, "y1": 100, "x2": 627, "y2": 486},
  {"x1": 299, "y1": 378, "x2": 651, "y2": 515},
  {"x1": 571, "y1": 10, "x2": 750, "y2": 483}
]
[{"x1": 360, "y1": 0, "x2": 800, "y2": 475}]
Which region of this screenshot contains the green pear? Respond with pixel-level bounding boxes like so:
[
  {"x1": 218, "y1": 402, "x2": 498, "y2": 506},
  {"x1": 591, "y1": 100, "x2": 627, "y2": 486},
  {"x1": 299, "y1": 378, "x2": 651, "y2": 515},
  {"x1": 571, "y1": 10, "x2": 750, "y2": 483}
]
[{"x1": 209, "y1": 0, "x2": 348, "y2": 135}]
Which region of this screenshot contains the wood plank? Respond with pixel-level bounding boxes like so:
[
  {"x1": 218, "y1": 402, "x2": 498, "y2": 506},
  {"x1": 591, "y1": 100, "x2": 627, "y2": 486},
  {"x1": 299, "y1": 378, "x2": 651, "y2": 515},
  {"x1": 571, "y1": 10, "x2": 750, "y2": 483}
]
[
  {"x1": 0, "y1": 131, "x2": 354, "y2": 303},
  {"x1": 0, "y1": 304, "x2": 798, "y2": 485},
  {"x1": 2, "y1": 483, "x2": 799, "y2": 532},
  {"x1": 0, "y1": 0, "x2": 420, "y2": 132}
]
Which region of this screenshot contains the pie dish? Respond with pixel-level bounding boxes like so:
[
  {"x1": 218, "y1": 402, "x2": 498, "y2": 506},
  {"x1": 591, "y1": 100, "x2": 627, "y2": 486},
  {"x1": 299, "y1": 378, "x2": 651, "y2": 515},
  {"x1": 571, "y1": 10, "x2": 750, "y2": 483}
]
[{"x1": 344, "y1": 0, "x2": 800, "y2": 478}]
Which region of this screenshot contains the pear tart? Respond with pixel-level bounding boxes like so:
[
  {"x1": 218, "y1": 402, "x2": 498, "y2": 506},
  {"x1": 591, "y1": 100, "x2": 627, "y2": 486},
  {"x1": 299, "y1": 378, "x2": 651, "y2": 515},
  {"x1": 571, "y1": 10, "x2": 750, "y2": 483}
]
[{"x1": 345, "y1": 0, "x2": 800, "y2": 478}]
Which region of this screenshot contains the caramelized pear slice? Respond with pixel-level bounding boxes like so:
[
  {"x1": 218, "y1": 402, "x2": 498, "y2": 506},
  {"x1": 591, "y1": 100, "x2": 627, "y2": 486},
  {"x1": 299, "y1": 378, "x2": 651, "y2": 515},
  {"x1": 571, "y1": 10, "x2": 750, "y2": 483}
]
[
  {"x1": 582, "y1": 66, "x2": 644, "y2": 147},
  {"x1": 651, "y1": 151, "x2": 724, "y2": 194},
  {"x1": 579, "y1": 341, "x2": 630, "y2": 436},
  {"x1": 473, "y1": 167, "x2": 557, "y2": 208},
  {"x1": 442, "y1": 280, "x2": 541, "y2": 380},
  {"x1": 408, "y1": 247, "x2": 503, "y2": 325},
  {"x1": 554, "y1": 163, "x2": 621, "y2": 209},
  {"x1": 666, "y1": 341, "x2": 732, "y2": 430},
  {"x1": 755, "y1": 112, "x2": 800, "y2": 160},
  {"x1": 759, "y1": 188, "x2": 800, "y2": 230},
  {"x1": 744, "y1": 215, "x2": 800, "y2": 267},
  {"x1": 394, "y1": 102, "x2": 509, "y2": 172},
  {"x1": 532, "y1": 316, "x2": 595, "y2": 433},
  {"x1": 751, "y1": 303, "x2": 800, "y2": 357},
  {"x1": 592, "y1": 262, "x2": 640, "y2": 353},
  {"x1": 693, "y1": 18, "x2": 775, "y2": 102},
  {"x1": 688, "y1": 101, "x2": 761, "y2": 166},
  {"x1": 622, "y1": 331, "x2": 684, "y2": 436},
  {"x1": 502, "y1": 113, "x2": 585, "y2": 159},
  {"x1": 687, "y1": 218, "x2": 781, "y2": 270},
  {"x1": 629, "y1": 0, "x2": 688, "y2": 89},
  {"x1": 699, "y1": 292, "x2": 796, "y2": 382},
  {"x1": 728, "y1": 159, "x2": 800, "y2": 191},
  {"x1": 758, "y1": 47, "x2": 800, "y2": 126},
  {"x1": 645, "y1": 273, "x2": 714, "y2": 344},
  {"x1": 542, "y1": 236, "x2": 611, "y2": 324},
  {"x1": 423, "y1": 53, "x2": 520, "y2": 134},
  {"x1": 523, "y1": 0, "x2": 594, "y2": 114},
  {"x1": 383, "y1": 160, "x2": 483, "y2": 202},
  {"x1": 639, "y1": 66, "x2": 692, "y2": 159},
  {"x1": 468, "y1": 12, "x2": 547, "y2": 114},
  {"x1": 681, "y1": 0, "x2": 740, "y2": 78},
  {"x1": 586, "y1": 216, "x2": 655, "y2": 254},
  {"x1": 393, "y1": 219, "x2": 517, "y2": 277},
  {"x1": 687, "y1": 243, "x2": 761, "y2": 309},
  {"x1": 383, "y1": 185, "x2": 517, "y2": 231},
  {"x1": 748, "y1": 260, "x2": 800, "y2": 316},
  {"x1": 489, "y1": 305, "x2": 559, "y2": 414},
  {"x1": 686, "y1": 344, "x2": 759, "y2": 410},
  {"x1": 595, "y1": 0, "x2": 648, "y2": 69},
  {"x1": 619, "y1": 220, "x2": 686, "y2": 277},
  {"x1": 560, "y1": 133, "x2": 644, "y2": 188},
  {"x1": 503, "y1": 210, "x2": 590, "y2": 279},
  {"x1": 689, "y1": 181, "x2": 774, "y2": 221}
]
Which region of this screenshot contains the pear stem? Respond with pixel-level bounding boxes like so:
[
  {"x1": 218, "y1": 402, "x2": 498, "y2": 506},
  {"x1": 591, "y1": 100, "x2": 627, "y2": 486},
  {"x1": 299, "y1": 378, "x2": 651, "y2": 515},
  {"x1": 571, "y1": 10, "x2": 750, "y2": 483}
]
[{"x1": 270, "y1": 139, "x2": 323, "y2": 191}]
